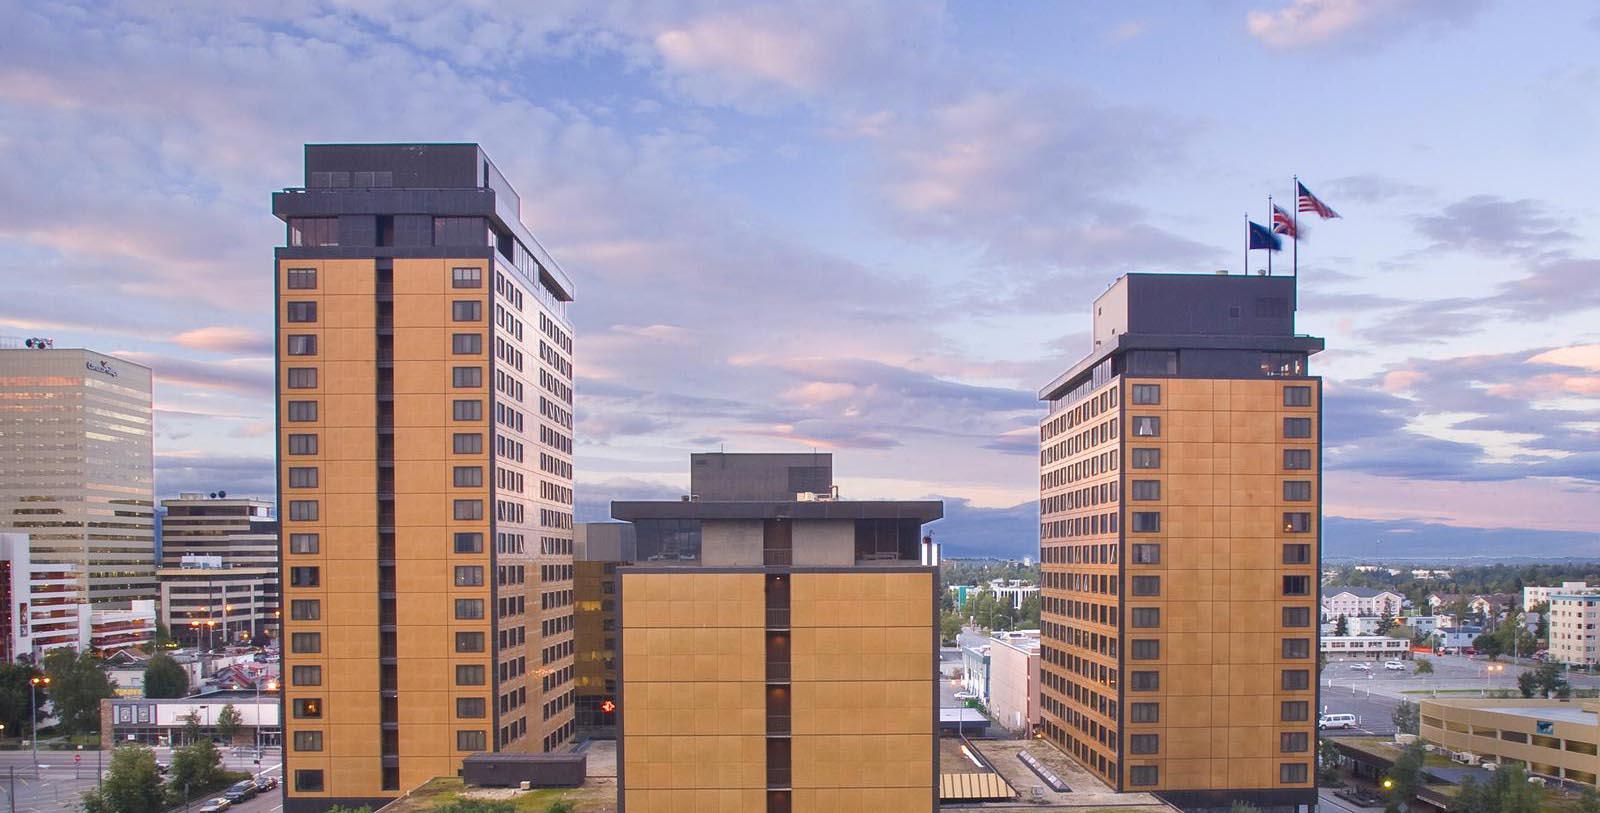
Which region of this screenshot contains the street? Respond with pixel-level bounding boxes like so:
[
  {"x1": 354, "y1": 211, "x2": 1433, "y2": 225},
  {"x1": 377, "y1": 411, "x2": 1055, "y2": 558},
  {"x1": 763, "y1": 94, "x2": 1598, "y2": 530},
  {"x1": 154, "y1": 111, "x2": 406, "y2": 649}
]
[{"x1": 0, "y1": 748, "x2": 282, "y2": 813}]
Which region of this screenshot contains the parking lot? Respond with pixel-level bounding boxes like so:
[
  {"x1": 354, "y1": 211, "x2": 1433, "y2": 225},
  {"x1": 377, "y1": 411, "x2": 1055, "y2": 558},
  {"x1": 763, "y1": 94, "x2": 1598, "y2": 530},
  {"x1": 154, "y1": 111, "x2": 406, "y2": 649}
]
[{"x1": 0, "y1": 747, "x2": 281, "y2": 813}]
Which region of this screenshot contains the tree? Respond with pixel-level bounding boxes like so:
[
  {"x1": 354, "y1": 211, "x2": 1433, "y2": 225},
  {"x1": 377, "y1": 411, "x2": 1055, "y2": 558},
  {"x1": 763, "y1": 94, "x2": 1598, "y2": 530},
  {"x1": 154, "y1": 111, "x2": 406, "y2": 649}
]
[
  {"x1": 939, "y1": 611, "x2": 963, "y2": 646},
  {"x1": 1575, "y1": 787, "x2": 1600, "y2": 813},
  {"x1": 1378, "y1": 610, "x2": 1398, "y2": 636},
  {"x1": 1529, "y1": 601, "x2": 1549, "y2": 641},
  {"x1": 0, "y1": 662, "x2": 46, "y2": 737},
  {"x1": 1318, "y1": 737, "x2": 1344, "y2": 784},
  {"x1": 81, "y1": 746, "x2": 165, "y2": 813},
  {"x1": 1516, "y1": 670, "x2": 1538, "y2": 698},
  {"x1": 1473, "y1": 630, "x2": 1505, "y2": 660},
  {"x1": 1456, "y1": 763, "x2": 1541, "y2": 813},
  {"x1": 1335, "y1": 615, "x2": 1350, "y2": 636},
  {"x1": 1018, "y1": 593, "x2": 1041, "y2": 629},
  {"x1": 1413, "y1": 657, "x2": 1433, "y2": 675},
  {"x1": 1385, "y1": 741, "x2": 1426, "y2": 813},
  {"x1": 142, "y1": 653, "x2": 188, "y2": 699},
  {"x1": 1392, "y1": 700, "x2": 1418, "y2": 736},
  {"x1": 42, "y1": 648, "x2": 115, "y2": 735},
  {"x1": 215, "y1": 704, "x2": 242, "y2": 743},
  {"x1": 1530, "y1": 661, "x2": 1568, "y2": 698},
  {"x1": 148, "y1": 623, "x2": 174, "y2": 652},
  {"x1": 167, "y1": 736, "x2": 225, "y2": 801}
]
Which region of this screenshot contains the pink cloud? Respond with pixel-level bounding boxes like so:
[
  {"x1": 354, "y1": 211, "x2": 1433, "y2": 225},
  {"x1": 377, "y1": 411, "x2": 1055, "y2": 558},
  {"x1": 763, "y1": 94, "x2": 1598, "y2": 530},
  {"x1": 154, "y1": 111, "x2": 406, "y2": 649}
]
[
  {"x1": 173, "y1": 326, "x2": 271, "y2": 355},
  {"x1": 1326, "y1": 472, "x2": 1600, "y2": 533},
  {"x1": 1529, "y1": 343, "x2": 1600, "y2": 372},
  {"x1": 1380, "y1": 369, "x2": 1426, "y2": 392}
]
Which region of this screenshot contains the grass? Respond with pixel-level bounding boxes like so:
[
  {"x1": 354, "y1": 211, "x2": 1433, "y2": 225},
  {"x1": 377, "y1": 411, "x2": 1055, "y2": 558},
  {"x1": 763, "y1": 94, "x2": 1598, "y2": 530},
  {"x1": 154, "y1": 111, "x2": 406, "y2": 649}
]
[{"x1": 384, "y1": 777, "x2": 612, "y2": 813}]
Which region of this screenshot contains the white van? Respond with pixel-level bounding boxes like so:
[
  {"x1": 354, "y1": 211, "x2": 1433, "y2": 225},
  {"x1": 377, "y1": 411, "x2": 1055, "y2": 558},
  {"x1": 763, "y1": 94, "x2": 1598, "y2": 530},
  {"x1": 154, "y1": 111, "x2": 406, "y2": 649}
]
[{"x1": 1319, "y1": 713, "x2": 1357, "y2": 730}]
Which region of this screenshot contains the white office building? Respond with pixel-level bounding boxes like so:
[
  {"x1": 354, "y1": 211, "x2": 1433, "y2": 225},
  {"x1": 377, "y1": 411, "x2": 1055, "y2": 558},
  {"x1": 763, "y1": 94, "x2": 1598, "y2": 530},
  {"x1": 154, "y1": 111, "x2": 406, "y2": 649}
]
[{"x1": 1549, "y1": 593, "x2": 1600, "y2": 667}]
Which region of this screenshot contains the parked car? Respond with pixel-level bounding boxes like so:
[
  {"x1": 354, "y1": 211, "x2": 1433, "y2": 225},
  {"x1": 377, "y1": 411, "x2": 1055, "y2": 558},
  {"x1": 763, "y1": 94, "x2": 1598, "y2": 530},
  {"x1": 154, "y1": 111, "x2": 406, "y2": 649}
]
[
  {"x1": 1384, "y1": 660, "x2": 1407, "y2": 671},
  {"x1": 222, "y1": 781, "x2": 258, "y2": 803},
  {"x1": 953, "y1": 691, "x2": 977, "y2": 701},
  {"x1": 1349, "y1": 662, "x2": 1372, "y2": 672},
  {"x1": 254, "y1": 776, "x2": 279, "y2": 792},
  {"x1": 197, "y1": 799, "x2": 231, "y2": 813},
  {"x1": 1319, "y1": 713, "x2": 1357, "y2": 730}
]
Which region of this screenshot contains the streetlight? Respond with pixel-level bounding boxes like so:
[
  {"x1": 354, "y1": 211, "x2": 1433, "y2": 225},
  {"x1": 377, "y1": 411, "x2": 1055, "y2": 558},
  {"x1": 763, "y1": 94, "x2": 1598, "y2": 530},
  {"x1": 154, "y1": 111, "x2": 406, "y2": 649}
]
[
  {"x1": 255, "y1": 678, "x2": 277, "y2": 771},
  {"x1": 1484, "y1": 663, "x2": 1503, "y2": 696},
  {"x1": 29, "y1": 676, "x2": 50, "y2": 771}
]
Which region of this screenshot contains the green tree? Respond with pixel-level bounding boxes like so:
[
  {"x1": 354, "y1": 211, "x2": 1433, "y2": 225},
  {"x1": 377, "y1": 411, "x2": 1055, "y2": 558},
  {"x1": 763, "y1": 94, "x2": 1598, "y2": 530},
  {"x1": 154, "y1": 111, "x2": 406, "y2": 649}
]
[
  {"x1": 81, "y1": 746, "x2": 165, "y2": 813},
  {"x1": 1377, "y1": 610, "x2": 1398, "y2": 635},
  {"x1": 1516, "y1": 670, "x2": 1538, "y2": 698},
  {"x1": 1575, "y1": 787, "x2": 1600, "y2": 813},
  {"x1": 1529, "y1": 601, "x2": 1549, "y2": 641},
  {"x1": 215, "y1": 704, "x2": 242, "y2": 743},
  {"x1": 167, "y1": 736, "x2": 225, "y2": 801},
  {"x1": 148, "y1": 623, "x2": 173, "y2": 652},
  {"x1": 142, "y1": 653, "x2": 188, "y2": 699},
  {"x1": 180, "y1": 711, "x2": 202, "y2": 746},
  {"x1": 1318, "y1": 737, "x2": 1344, "y2": 784},
  {"x1": 0, "y1": 662, "x2": 46, "y2": 737},
  {"x1": 545, "y1": 803, "x2": 576, "y2": 813},
  {"x1": 1530, "y1": 661, "x2": 1568, "y2": 698},
  {"x1": 1412, "y1": 657, "x2": 1433, "y2": 675},
  {"x1": 1392, "y1": 700, "x2": 1418, "y2": 736},
  {"x1": 42, "y1": 648, "x2": 115, "y2": 735},
  {"x1": 1018, "y1": 593, "x2": 1041, "y2": 629},
  {"x1": 1473, "y1": 630, "x2": 1505, "y2": 660},
  {"x1": 1335, "y1": 615, "x2": 1350, "y2": 636},
  {"x1": 939, "y1": 611, "x2": 963, "y2": 646},
  {"x1": 1385, "y1": 741, "x2": 1426, "y2": 813}
]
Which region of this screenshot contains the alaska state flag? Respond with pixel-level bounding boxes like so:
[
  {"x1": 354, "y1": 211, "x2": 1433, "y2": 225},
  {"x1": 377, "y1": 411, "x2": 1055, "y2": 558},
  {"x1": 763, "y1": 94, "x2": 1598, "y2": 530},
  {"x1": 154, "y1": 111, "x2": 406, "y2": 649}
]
[{"x1": 1249, "y1": 220, "x2": 1282, "y2": 251}]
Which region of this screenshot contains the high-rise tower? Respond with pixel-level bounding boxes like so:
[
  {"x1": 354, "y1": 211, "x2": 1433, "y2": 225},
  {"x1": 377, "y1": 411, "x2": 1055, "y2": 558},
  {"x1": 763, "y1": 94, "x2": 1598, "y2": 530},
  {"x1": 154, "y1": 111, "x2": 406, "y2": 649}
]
[
  {"x1": 271, "y1": 144, "x2": 576, "y2": 811},
  {"x1": 1036, "y1": 273, "x2": 1323, "y2": 811}
]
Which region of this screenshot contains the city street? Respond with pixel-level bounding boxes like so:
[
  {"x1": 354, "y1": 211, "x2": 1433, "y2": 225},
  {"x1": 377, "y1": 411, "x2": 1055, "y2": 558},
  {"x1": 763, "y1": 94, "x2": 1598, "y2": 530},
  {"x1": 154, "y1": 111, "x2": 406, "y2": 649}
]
[
  {"x1": 0, "y1": 748, "x2": 281, "y2": 813},
  {"x1": 1323, "y1": 652, "x2": 1600, "y2": 702}
]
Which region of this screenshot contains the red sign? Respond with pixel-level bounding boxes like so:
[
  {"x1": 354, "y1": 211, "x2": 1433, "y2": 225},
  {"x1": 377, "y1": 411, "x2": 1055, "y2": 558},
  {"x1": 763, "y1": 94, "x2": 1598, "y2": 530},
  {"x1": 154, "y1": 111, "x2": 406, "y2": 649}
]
[{"x1": 600, "y1": 700, "x2": 616, "y2": 714}]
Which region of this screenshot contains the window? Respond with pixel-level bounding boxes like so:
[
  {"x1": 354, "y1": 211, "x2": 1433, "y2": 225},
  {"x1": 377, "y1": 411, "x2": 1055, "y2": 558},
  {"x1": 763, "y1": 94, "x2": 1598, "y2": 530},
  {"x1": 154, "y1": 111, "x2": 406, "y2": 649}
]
[
  {"x1": 1284, "y1": 386, "x2": 1312, "y2": 407},
  {"x1": 1282, "y1": 513, "x2": 1312, "y2": 533},
  {"x1": 453, "y1": 400, "x2": 482, "y2": 421},
  {"x1": 286, "y1": 368, "x2": 317, "y2": 389},
  {"x1": 1281, "y1": 701, "x2": 1309, "y2": 721},
  {"x1": 291, "y1": 665, "x2": 321, "y2": 686},
  {"x1": 287, "y1": 434, "x2": 318, "y2": 455},
  {"x1": 286, "y1": 268, "x2": 317, "y2": 289},
  {"x1": 1282, "y1": 576, "x2": 1310, "y2": 596},
  {"x1": 455, "y1": 632, "x2": 485, "y2": 652},
  {"x1": 288, "y1": 467, "x2": 318, "y2": 488},
  {"x1": 456, "y1": 698, "x2": 486, "y2": 718},
  {"x1": 1131, "y1": 608, "x2": 1161, "y2": 628},
  {"x1": 1282, "y1": 607, "x2": 1311, "y2": 627},
  {"x1": 1282, "y1": 670, "x2": 1310, "y2": 691},
  {"x1": 292, "y1": 699, "x2": 322, "y2": 719},
  {"x1": 1283, "y1": 481, "x2": 1312, "y2": 502},
  {"x1": 1131, "y1": 384, "x2": 1161, "y2": 404},
  {"x1": 1131, "y1": 448, "x2": 1161, "y2": 469},
  {"x1": 453, "y1": 466, "x2": 483, "y2": 487},
  {"x1": 1131, "y1": 640, "x2": 1160, "y2": 660},
  {"x1": 1284, "y1": 449, "x2": 1312, "y2": 470},
  {"x1": 289, "y1": 500, "x2": 319, "y2": 521},
  {"x1": 1129, "y1": 766, "x2": 1158, "y2": 786},
  {"x1": 290, "y1": 566, "x2": 320, "y2": 587},
  {"x1": 286, "y1": 401, "x2": 318, "y2": 422},
  {"x1": 1130, "y1": 703, "x2": 1159, "y2": 723},
  {"x1": 293, "y1": 770, "x2": 325, "y2": 793},
  {"x1": 452, "y1": 333, "x2": 482, "y2": 354},
  {"x1": 453, "y1": 433, "x2": 483, "y2": 454},
  {"x1": 456, "y1": 664, "x2": 486, "y2": 685},
  {"x1": 452, "y1": 267, "x2": 483, "y2": 288},
  {"x1": 293, "y1": 731, "x2": 323, "y2": 752},
  {"x1": 1129, "y1": 734, "x2": 1159, "y2": 754},
  {"x1": 1280, "y1": 762, "x2": 1309, "y2": 783},
  {"x1": 290, "y1": 533, "x2": 320, "y2": 554},
  {"x1": 290, "y1": 600, "x2": 321, "y2": 620},
  {"x1": 452, "y1": 300, "x2": 482, "y2": 321},
  {"x1": 454, "y1": 500, "x2": 484, "y2": 520},
  {"x1": 456, "y1": 730, "x2": 487, "y2": 752},
  {"x1": 455, "y1": 599, "x2": 485, "y2": 619},
  {"x1": 454, "y1": 532, "x2": 484, "y2": 553},
  {"x1": 285, "y1": 302, "x2": 317, "y2": 322},
  {"x1": 1282, "y1": 638, "x2": 1311, "y2": 659},
  {"x1": 289, "y1": 217, "x2": 338, "y2": 247},
  {"x1": 454, "y1": 566, "x2": 484, "y2": 587},
  {"x1": 286, "y1": 335, "x2": 317, "y2": 355},
  {"x1": 1283, "y1": 544, "x2": 1311, "y2": 565},
  {"x1": 1284, "y1": 417, "x2": 1313, "y2": 438},
  {"x1": 1131, "y1": 512, "x2": 1161, "y2": 533},
  {"x1": 1131, "y1": 576, "x2": 1161, "y2": 596},
  {"x1": 1130, "y1": 671, "x2": 1159, "y2": 691},
  {"x1": 1131, "y1": 480, "x2": 1161, "y2": 501},
  {"x1": 453, "y1": 367, "x2": 483, "y2": 388},
  {"x1": 1131, "y1": 544, "x2": 1161, "y2": 564},
  {"x1": 1131, "y1": 416, "x2": 1161, "y2": 438},
  {"x1": 291, "y1": 632, "x2": 321, "y2": 653}
]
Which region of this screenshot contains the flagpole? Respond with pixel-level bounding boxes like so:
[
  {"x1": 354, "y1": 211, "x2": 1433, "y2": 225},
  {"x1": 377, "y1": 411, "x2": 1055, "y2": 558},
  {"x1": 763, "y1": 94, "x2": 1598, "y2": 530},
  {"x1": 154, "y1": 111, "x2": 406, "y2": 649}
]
[
  {"x1": 1267, "y1": 195, "x2": 1274, "y2": 277},
  {"x1": 1292, "y1": 175, "x2": 1300, "y2": 312},
  {"x1": 1244, "y1": 213, "x2": 1249, "y2": 276}
]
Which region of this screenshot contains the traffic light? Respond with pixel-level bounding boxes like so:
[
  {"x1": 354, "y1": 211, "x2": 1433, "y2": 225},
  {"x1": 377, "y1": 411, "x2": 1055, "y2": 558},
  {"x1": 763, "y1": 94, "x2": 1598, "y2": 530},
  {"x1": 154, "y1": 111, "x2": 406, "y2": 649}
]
[
  {"x1": 600, "y1": 699, "x2": 616, "y2": 714},
  {"x1": 1381, "y1": 778, "x2": 1394, "y2": 790}
]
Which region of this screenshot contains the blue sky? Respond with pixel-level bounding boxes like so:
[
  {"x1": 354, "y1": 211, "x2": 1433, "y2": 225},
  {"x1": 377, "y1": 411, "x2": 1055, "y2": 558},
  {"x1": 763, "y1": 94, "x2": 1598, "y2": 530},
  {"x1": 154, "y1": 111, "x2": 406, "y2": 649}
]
[{"x1": 2, "y1": 0, "x2": 1598, "y2": 556}]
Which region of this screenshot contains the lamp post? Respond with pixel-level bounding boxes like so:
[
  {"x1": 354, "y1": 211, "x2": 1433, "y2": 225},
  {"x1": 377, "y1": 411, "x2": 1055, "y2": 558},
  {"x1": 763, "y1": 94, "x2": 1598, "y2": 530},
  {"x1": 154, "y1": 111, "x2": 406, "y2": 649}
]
[
  {"x1": 28, "y1": 676, "x2": 49, "y2": 771},
  {"x1": 254, "y1": 679, "x2": 277, "y2": 772},
  {"x1": 1484, "y1": 663, "x2": 1503, "y2": 696}
]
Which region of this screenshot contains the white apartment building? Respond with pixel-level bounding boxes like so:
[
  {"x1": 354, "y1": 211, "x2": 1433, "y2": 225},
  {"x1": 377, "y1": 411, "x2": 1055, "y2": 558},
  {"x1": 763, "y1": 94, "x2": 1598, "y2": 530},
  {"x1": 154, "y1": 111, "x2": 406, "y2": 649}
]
[
  {"x1": 1321, "y1": 587, "x2": 1404, "y2": 620},
  {"x1": 1525, "y1": 582, "x2": 1598, "y2": 611},
  {"x1": 1320, "y1": 635, "x2": 1411, "y2": 659},
  {"x1": 1548, "y1": 593, "x2": 1600, "y2": 667},
  {"x1": 2, "y1": 533, "x2": 83, "y2": 661},
  {"x1": 0, "y1": 345, "x2": 156, "y2": 604},
  {"x1": 989, "y1": 579, "x2": 1040, "y2": 610}
]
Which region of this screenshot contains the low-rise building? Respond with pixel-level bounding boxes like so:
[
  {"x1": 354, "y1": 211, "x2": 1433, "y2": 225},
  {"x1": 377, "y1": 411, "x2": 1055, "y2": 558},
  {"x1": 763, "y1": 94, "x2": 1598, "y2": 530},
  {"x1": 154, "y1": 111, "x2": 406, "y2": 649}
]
[
  {"x1": 1469, "y1": 593, "x2": 1519, "y2": 621},
  {"x1": 1320, "y1": 635, "x2": 1411, "y2": 659},
  {"x1": 1322, "y1": 588, "x2": 1404, "y2": 620},
  {"x1": 1397, "y1": 615, "x2": 1449, "y2": 637},
  {"x1": 988, "y1": 579, "x2": 1039, "y2": 611},
  {"x1": 985, "y1": 630, "x2": 1040, "y2": 734},
  {"x1": 960, "y1": 642, "x2": 990, "y2": 705},
  {"x1": 1548, "y1": 593, "x2": 1600, "y2": 667},
  {"x1": 1525, "y1": 582, "x2": 1598, "y2": 611},
  {"x1": 1434, "y1": 625, "x2": 1484, "y2": 652},
  {"x1": 102, "y1": 690, "x2": 281, "y2": 748},
  {"x1": 1419, "y1": 698, "x2": 1597, "y2": 788}
]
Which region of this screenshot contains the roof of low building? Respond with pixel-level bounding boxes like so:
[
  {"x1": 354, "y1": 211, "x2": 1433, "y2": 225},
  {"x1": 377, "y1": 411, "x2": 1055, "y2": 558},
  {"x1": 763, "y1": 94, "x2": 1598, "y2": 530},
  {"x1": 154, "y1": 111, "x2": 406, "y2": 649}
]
[{"x1": 1327, "y1": 587, "x2": 1402, "y2": 598}]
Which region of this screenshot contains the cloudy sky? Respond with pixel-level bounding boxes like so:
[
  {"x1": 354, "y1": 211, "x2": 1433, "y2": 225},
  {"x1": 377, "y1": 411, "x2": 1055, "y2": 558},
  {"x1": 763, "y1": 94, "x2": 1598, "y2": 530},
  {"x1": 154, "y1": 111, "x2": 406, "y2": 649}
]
[{"x1": 3, "y1": 0, "x2": 1598, "y2": 556}]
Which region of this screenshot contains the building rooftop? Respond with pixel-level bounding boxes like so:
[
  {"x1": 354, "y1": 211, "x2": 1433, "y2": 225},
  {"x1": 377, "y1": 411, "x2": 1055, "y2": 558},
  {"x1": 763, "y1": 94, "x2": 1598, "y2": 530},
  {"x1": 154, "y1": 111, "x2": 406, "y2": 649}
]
[
  {"x1": 610, "y1": 499, "x2": 943, "y2": 523},
  {"x1": 1489, "y1": 705, "x2": 1597, "y2": 726},
  {"x1": 1327, "y1": 587, "x2": 1403, "y2": 598}
]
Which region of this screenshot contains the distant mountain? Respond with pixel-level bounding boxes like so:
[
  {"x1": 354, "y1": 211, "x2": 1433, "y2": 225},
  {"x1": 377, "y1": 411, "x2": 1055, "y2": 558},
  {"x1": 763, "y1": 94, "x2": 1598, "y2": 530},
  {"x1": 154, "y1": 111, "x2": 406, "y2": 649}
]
[
  {"x1": 1323, "y1": 516, "x2": 1600, "y2": 561},
  {"x1": 925, "y1": 498, "x2": 1037, "y2": 559}
]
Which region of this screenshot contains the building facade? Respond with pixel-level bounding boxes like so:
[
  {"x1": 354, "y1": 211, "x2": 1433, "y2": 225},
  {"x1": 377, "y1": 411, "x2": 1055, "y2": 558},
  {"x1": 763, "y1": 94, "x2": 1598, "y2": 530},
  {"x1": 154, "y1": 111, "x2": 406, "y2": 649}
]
[
  {"x1": 1320, "y1": 588, "x2": 1403, "y2": 620},
  {"x1": 1037, "y1": 273, "x2": 1323, "y2": 811},
  {"x1": 160, "y1": 493, "x2": 281, "y2": 646},
  {"x1": 272, "y1": 144, "x2": 576, "y2": 811},
  {"x1": 1525, "y1": 582, "x2": 1597, "y2": 612},
  {"x1": 573, "y1": 522, "x2": 635, "y2": 737},
  {"x1": 612, "y1": 453, "x2": 941, "y2": 813},
  {"x1": 1548, "y1": 593, "x2": 1600, "y2": 667},
  {"x1": 0, "y1": 346, "x2": 155, "y2": 604},
  {"x1": 1319, "y1": 636, "x2": 1410, "y2": 660},
  {"x1": 1418, "y1": 698, "x2": 1598, "y2": 788},
  {"x1": 1, "y1": 532, "x2": 84, "y2": 662},
  {"x1": 161, "y1": 494, "x2": 278, "y2": 568},
  {"x1": 986, "y1": 631, "x2": 1041, "y2": 734}
]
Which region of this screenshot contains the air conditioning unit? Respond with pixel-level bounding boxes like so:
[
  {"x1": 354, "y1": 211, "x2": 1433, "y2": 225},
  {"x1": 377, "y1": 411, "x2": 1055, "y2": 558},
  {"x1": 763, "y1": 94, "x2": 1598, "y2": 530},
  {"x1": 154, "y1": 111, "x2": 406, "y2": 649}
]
[{"x1": 795, "y1": 492, "x2": 818, "y2": 502}]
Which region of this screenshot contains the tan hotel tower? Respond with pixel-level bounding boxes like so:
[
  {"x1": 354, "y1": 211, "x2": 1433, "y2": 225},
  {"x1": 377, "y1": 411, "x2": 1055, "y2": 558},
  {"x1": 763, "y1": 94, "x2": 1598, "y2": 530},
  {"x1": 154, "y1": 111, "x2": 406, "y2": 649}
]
[
  {"x1": 272, "y1": 145, "x2": 576, "y2": 811},
  {"x1": 1037, "y1": 273, "x2": 1323, "y2": 811}
]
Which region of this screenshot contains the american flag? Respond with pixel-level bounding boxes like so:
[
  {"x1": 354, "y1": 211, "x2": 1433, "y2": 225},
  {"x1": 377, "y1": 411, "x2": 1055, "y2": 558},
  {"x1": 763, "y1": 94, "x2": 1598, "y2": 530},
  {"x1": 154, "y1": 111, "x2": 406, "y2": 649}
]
[
  {"x1": 1297, "y1": 181, "x2": 1340, "y2": 219},
  {"x1": 1272, "y1": 204, "x2": 1297, "y2": 238}
]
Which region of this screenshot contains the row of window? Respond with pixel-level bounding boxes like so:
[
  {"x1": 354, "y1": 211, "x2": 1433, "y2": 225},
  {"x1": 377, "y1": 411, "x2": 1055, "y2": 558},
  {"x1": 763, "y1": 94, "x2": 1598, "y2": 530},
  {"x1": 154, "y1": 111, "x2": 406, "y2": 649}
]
[
  {"x1": 538, "y1": 311, "x2": 572, "y2": 355},
  {"x1": 1126, "y1": 510, "x2": 1314, "y2": 534},
  {"x1": 1124, "y1": 763, "x2": 1308, "y2": 787}
]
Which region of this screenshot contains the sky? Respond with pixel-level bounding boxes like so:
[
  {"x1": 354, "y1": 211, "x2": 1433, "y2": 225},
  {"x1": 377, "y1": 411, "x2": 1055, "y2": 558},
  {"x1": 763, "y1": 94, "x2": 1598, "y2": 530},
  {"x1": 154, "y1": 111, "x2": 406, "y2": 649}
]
[{"x1": 2, "y1": 0, "x2": 1599, "y2": 557}]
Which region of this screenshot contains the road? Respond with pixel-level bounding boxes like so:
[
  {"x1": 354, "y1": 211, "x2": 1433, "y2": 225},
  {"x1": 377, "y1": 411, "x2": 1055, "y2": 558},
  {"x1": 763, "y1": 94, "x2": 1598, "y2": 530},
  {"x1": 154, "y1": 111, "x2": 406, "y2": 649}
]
[{"x1": 0, "y1": 748, "x2": 282, "y2": 813}]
